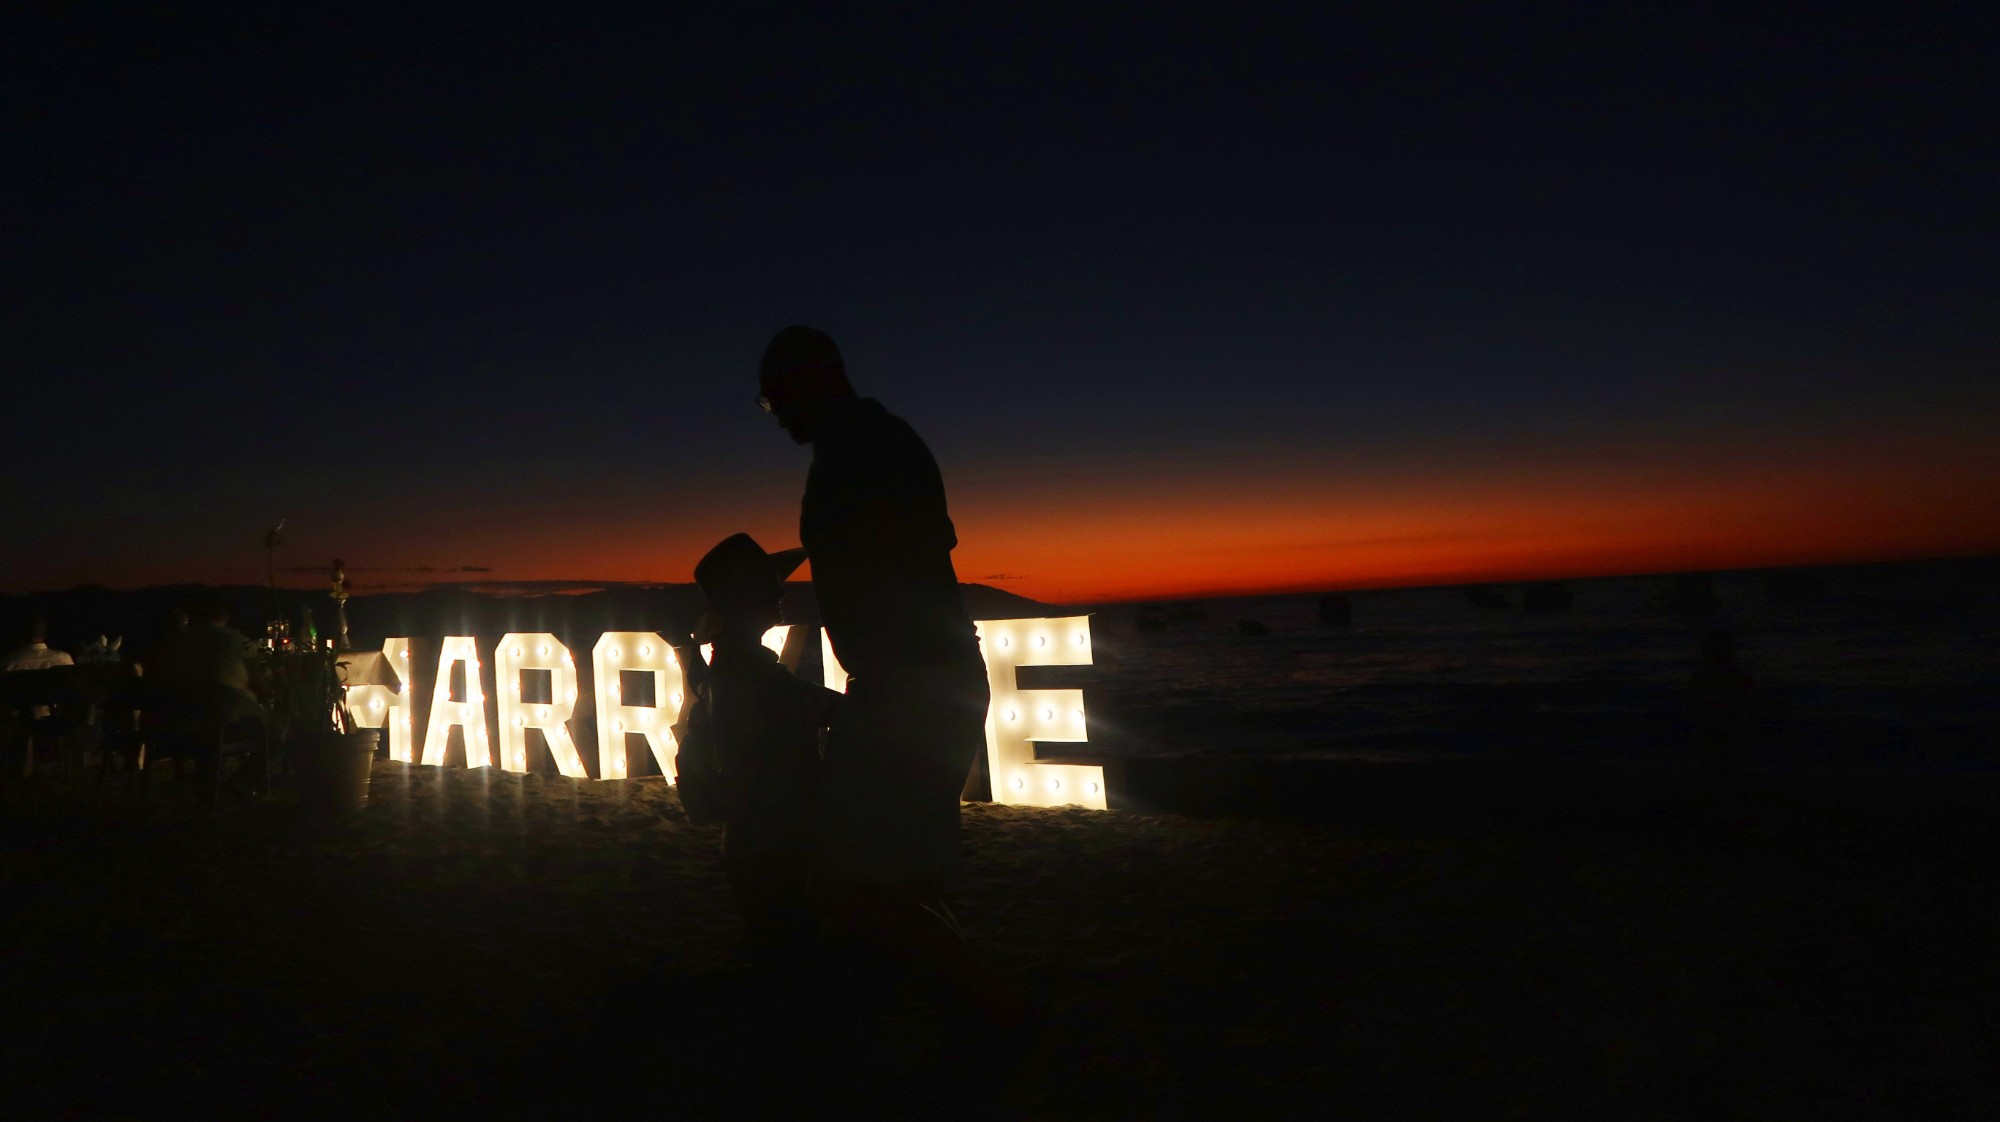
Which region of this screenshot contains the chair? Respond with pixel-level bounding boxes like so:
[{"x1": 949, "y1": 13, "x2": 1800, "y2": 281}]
[
  {"x1": 0, "y1": 666, "x2": 104, "y2": 779},
  {"x1": 134, "y1": 679, "x2": 270, "y2": 806},
  {"x1": 97, "y1": 672, "x2": 149, "y2": 786}
]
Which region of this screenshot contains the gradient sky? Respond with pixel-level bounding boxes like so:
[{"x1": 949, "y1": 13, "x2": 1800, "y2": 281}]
[{"x1": 7, "y1": 6, "x2": 1996, "y2": 602}]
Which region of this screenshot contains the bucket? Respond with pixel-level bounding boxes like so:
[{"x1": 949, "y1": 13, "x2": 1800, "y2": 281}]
[{"x1": 296, "y1": 729, "x2": 378, "y2": 813}]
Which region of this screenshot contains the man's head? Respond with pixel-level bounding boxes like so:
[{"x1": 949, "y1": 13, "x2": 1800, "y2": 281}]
[
  {"x1": 758, "y1": 325, "x2": 854, "y2": 444},
  {"x1": 22, "y1": 614, "x2": 47, "y2": 645},
  {"x1": 692, "y1": 533, "x2": 808, "y2": 643}
]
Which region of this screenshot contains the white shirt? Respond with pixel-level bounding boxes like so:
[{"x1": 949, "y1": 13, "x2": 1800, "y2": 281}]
[
  {"x1": 6, "y1": 642, "x2": 75, "y2": 718},
  {"x1": 5, "y1": 642, "x2": 74, "y2": 673}
]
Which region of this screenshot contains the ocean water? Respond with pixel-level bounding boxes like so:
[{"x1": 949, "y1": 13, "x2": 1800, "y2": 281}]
[{"x1": 1072, "y1": 557, "x2": 2000, "y2": 774}]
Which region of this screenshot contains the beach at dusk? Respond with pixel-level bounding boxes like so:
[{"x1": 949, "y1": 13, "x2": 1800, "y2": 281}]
[
  {"x1": 8, "y1": 5, "x2": 1999, "y2": 1118},
  {"x1": 8, "y1": 558, "x2": 2000, "y2": 1117},
  {"x1": 8, "y1": 749, "x2": 1998, "y2": 1118}
]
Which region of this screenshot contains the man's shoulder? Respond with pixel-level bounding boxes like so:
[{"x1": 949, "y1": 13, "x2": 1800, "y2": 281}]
[
  {"x1": 4, "y1": 646, "x2": 72, "y2": 671},
  {"x1": 820, "y1": 397, "x2": 922, "y2": 440},
  {"x1": 813, "y1": 398, "x2": 934, "y2": 466}
]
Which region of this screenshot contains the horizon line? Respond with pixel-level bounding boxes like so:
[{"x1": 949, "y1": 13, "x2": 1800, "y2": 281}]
[
  {"x1": 3, "y1": 549, "x2": 1990, "y2": 606},
  {"x1": 1061, "y1": 547, "x2": 2000, "y2": 605}
]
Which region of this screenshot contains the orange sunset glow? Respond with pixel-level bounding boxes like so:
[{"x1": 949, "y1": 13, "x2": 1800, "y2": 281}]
[
  {"x1": 9, "y1": 410, "x2": 1990, "y2": 604},
  {"x1": 943, "y1": 432, "x2": 2000, "y2": 601},
  {"x1": 180, "y1": 422, "x2": 1989, "y2": 606}
]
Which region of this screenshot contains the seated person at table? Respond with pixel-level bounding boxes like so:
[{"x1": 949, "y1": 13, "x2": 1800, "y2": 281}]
[
  {"x1": 5, "y1": 615, "x2": 74, "y2": 673},
  {"x1": 6, "y1": 615, "x2": 76, "y2": 719},
  {"x1": 137, "y1": 610, "x2": 189, "y2": 679},
  {"x1": 140, "y1": 599, "x2": 267, "y2": 792},
  {"x1": 672, "y1": 533, "x2": 840, "y2": 985},
  {"x1": 145, "y1": 599, "x2": 260, "y2": 715}
]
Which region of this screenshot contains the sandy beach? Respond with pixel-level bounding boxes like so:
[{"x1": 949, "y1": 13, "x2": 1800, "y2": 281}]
[{"x1": 4, "y1": 757, "x2": 1996, "y2": 1119}]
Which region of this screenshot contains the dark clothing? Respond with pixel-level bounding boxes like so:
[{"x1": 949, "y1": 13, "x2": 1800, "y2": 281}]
[
  {"x1": 800, "y1": 397, "x2": 988, "y2": 889},
  {"x1": 801, "y1": 397, "x2": 982, "y2": 679},
  {"x1": 148, "y1": 622, "x2": 256, "y2": 702},
  {"x1": 700, "y1": 641, "x2": 836, "y2": 869},
  {"x1": 689, "y1": 639, "x2": 838, "y2": 977},
  {"x1": 814, "y1": 662, "x2": 989, "y2": 890},
  {"x1": 726, "y1": 845, "x2": 819, "y2": 980}
]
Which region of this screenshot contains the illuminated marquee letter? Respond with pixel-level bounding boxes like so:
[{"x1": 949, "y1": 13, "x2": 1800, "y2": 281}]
[
  {"x1": 495, "y1": 634, "x2": 584, "y2": 777},
  {"x1": 341, "y1": 638, "x2": 415, "y2": 762},
  {"x1": 422, "y1": 636, "x2": 493, "y2": 768},
  {"x1": 595, "y1": 626, "x2": 792, "y2": 782},
  {"x1": 593, "y1": 633, "x2": 684, "y2": 780},
  {"x1": 821, "y1": 630, "x2": 849, "y2": 693},
  {"x1": 976, "y1": 616, "x2": 1105, "y2": 809},
  {"x1": 700, "y1": 626, "x2": 791, "y2": 668}
]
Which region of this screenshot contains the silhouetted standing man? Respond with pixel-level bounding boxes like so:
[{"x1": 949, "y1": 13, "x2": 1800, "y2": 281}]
[{"x1": 757, "y1": 325, "x2": 1020, "y2": 1023}]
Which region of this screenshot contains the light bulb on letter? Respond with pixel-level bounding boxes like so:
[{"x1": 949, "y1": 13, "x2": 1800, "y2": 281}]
[
  {"x1": 494, "y1": 634, "x2": 585, "y2": 777},
  {"x1": 975, "y1": 616, "x2": 1104, "y2": 810}
]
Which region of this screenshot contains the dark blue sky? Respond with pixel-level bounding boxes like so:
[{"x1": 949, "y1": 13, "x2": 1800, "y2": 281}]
[{"x1": 6, "y1": 4, "x2": 1996, "y2": 598}]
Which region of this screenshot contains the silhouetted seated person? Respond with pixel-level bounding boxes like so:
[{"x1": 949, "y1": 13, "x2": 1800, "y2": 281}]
[
  {"x1": 6, "y1": 615, "x2": 75, "y2": 674},
  {"x1": 1687, "y1": 630, "x2": 1758, "y2": 802},
  {"x1": 137, "y1": 610, "x2": 190, "y2": 681},
  {"x1": 3, "y1": 615, "x2": 83, "y2": 770},
  {"x1": 147, "y1": 602, "x2": 256, "y2": 701},
  {"x1": 141, "y1": 600, "x2": 265, "y2": 789},
  {"x1": 671, "y1": 534, "x2": 839, "y2": 991},
  {"x1": 81, "y1": 609, "x2": 193, "y2": 776},
  {"x1": 5, "y1": 615, "x2": 75, "y2": 720}
]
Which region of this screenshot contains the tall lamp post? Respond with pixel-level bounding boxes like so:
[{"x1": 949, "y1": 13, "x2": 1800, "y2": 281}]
[{"x1": 264, "y1": 519, "x2": 286, "y2": 634}]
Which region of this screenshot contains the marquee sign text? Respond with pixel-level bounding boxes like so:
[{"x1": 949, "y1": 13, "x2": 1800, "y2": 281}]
[{"x1": 340, "y1": 617, "x2": 1104, "y2": 809}]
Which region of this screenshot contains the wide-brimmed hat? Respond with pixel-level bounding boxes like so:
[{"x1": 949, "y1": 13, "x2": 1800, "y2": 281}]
[{"x1": 691, "y1": 533, "x2": 806, "y2": 642}]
